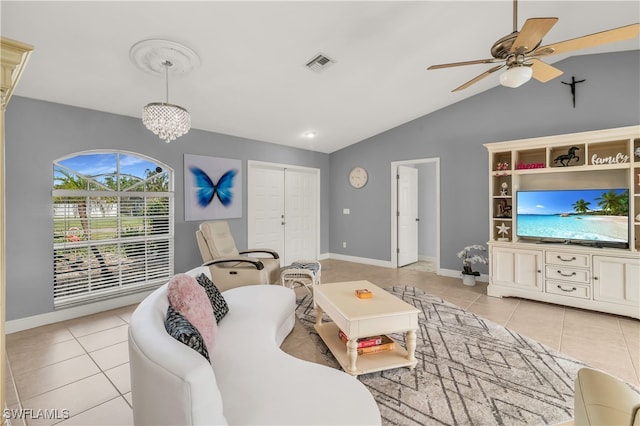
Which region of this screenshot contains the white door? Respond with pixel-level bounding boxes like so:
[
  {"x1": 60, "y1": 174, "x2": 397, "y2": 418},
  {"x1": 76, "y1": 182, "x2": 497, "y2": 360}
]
[
  {"x1": 248, "y1": 165, "x2": 285, "y2": 264},
  {"x1": 284, "y1": 169, "x2": 317, "y2": 265},
  {"x1": 248, "y1": 162, "x2": 319, "y2": 266},
  {"x1": 397, "y1": 165, "x2": 418, "y2": 267}
]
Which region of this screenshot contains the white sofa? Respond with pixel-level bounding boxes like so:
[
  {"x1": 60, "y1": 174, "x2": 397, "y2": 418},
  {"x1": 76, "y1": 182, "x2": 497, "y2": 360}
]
[{"x1": 128, "y1": 266, "x2": 381, "y2": 425}]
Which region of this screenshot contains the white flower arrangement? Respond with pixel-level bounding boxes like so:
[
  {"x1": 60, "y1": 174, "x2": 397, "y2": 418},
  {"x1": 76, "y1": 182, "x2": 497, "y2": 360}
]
[{"x1": 457, "y1": 244, "x2": 488, "y2": 276}]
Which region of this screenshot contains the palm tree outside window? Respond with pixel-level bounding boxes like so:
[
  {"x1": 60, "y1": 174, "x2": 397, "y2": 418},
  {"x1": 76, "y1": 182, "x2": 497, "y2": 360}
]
[{"x1": 52, "y1": 151, "x2": 173, "y2": 307}]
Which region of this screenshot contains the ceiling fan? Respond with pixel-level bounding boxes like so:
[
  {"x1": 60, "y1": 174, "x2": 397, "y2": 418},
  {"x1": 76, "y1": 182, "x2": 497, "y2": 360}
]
[{"x1": 427, "y1": 0, "x2": 640, "y2": 92}]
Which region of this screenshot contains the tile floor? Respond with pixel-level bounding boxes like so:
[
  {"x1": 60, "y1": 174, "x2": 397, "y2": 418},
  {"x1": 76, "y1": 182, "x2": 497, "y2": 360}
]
[{"x1": 4, "y1": 259, "x2": 639, "y2": 425}]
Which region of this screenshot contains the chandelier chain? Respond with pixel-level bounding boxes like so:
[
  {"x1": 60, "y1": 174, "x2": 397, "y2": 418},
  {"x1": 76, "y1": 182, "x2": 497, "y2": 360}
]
[{"x1": 163, "y1": 60, "x2": 172, "y2": 103}]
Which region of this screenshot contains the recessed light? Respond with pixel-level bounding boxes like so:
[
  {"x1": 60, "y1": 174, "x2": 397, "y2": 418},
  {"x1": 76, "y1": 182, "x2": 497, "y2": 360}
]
[{"x1": 303, "y1": 131, "x2": 317, "y2": 139}]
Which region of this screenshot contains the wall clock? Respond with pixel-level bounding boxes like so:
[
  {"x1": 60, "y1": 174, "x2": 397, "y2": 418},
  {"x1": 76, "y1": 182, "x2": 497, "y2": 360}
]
[{"x1": 349, "y1": 166, "x2": 368, "y2": 189}]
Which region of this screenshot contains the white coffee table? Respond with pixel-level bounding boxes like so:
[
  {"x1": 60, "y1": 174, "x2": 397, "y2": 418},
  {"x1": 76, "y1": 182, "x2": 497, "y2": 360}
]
[{"x1": 313, "y1": 280, "x2": 419, "y2": 376}]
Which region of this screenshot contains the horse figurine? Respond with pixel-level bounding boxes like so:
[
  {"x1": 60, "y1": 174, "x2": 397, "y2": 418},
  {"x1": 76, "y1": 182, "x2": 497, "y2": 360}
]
[{"x1": 553, "y1": 146, "x2": 580, "y2": 166}]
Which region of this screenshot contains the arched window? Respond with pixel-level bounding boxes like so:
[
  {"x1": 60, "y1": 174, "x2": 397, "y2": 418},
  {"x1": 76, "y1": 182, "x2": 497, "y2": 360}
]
[{"x1": 53, "y1": 151, "x2": 173, "y2": 307}]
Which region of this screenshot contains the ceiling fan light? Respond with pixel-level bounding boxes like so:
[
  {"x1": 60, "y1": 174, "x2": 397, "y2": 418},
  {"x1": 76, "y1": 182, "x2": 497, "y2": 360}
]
[{"x1": 500, "y1": 66, "x2": 533, "y2": 88}]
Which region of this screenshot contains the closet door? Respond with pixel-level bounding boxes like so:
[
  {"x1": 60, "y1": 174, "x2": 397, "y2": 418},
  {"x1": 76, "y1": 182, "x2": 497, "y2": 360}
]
[
  {"x1": 248, "y1": 162, "x2": 319, "y2": 266},
  {"x1": 284, "y1": 169, "x2": 318, "y2": 265},
  {"x1": 248, "y1": 165, "x2": 285, "y2": 264}
]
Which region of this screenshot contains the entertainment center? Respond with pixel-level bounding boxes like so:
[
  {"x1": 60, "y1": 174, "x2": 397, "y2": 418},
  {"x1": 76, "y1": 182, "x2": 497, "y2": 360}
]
[{"x1": 484, "y1": 126, "x2": 640, "y2": 319}]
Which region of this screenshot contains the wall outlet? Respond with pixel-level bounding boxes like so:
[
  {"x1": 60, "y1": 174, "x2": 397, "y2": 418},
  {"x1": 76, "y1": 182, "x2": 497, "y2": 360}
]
[
  {"x1": 342, "y1": 241, "x2": 347, "y2": 248},
  {"x1": 343, "y1": 208, "x2": 350, "y2": 214}
]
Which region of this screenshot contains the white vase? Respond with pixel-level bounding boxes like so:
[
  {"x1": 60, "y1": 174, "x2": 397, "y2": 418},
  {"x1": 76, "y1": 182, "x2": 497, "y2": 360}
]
[{"x1": 462, "y1": 273, "x2": 476, "y2": 286}]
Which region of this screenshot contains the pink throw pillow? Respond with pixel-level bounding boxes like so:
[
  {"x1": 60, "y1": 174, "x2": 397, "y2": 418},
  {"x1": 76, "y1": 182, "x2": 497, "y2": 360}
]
[{"x1": 167, "y1": 273, "x2": 217, "y2": 355}]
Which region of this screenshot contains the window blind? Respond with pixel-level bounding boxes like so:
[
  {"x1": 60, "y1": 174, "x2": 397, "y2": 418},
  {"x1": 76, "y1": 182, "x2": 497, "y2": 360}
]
[{"x1": 53, "y1": 153, "x2": 173, "y2": 308}]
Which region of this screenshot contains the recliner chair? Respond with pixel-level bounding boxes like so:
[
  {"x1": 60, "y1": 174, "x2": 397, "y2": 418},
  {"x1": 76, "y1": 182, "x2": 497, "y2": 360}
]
[
  {"x1": 574, "y1": 367, "x2": 640, "y2": 425},
  {"x1": 196, "y1": 221, "x2": 281, "y2": 289}
]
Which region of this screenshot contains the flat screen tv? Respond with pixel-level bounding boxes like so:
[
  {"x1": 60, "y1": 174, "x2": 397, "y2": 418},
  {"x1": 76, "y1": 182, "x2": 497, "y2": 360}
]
[{"x1": 516, "y1": 188, "x2": 629, "y2": 248}]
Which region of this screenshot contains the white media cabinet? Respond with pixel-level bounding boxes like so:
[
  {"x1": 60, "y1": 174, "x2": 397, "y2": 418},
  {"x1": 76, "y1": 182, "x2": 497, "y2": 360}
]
[{"x1": 484, "y1": 126, "x2": 640, "y2": 319}]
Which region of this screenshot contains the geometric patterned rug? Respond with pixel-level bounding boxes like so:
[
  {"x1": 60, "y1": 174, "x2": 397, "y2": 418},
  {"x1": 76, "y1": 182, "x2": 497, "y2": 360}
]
[{"x1": 295, "y1": 285, "x2": 588, "y2": 426}]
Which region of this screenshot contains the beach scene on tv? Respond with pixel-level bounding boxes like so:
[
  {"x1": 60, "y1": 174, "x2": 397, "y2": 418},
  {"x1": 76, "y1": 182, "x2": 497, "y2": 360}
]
[{"x1": 516, "y1": 188, "x2": 629, "y2": 244}]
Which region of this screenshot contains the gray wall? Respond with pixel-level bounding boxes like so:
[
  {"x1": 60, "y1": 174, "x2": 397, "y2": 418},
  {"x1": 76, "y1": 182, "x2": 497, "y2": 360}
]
[
  {"x1": 5, "y1": 99, "x2": 330, "y2": 320},
  {"x1": 329, "y1": 50, "x2": 640, "y2": 272},
  {"x1": 5, "y1": 50, "x2": 639, "y2": 321}
]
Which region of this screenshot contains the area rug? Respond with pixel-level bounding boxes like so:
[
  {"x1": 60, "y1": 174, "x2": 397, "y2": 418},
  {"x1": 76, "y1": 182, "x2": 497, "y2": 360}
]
[{"x1": 295, "y1": 285, "x2": 587, "y2": 426}]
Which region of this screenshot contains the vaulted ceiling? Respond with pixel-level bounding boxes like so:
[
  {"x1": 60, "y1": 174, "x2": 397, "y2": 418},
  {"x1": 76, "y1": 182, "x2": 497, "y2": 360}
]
[{"x1": 2, "y1": 1, "x2": 638, "y2": 153}]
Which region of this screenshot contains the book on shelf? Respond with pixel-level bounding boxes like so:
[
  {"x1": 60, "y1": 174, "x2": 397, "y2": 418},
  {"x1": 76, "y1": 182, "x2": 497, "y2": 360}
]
[
  {"x1": 357, "y1": 335, "x2": 395, "y2": 355},
  {"x1": 338, "y1": 330, "x2": 395, "y2": 354},
  {"x1": 338, "y1": 330, "x2": 382, "y2": 348}
]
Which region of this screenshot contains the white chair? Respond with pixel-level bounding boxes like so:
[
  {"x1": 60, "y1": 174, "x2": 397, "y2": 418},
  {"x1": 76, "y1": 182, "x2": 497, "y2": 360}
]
[
  {"x1": 574, "y1": 367, "x2": 640, "y2": 425},
  {"x1": 196, "y1": 221, "x2": 281, "y2": 288}
]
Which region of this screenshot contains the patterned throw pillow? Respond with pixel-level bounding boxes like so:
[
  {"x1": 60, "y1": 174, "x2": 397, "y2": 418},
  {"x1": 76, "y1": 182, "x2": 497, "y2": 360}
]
[
  {"x1": 196, "y1": 273, "x2": 229, "y2": 323},
  {"x1": 167, "y1": 273, "x2": 217, "y2": 355},
  {"x1": 164, "y1": 305, "x2": 210, "y2": 362}
]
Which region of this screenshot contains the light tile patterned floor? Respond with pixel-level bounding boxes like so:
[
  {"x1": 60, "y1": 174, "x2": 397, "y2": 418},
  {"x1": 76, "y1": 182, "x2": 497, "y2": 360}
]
[{"x1": 4, "y1": 259, "x2": 639, "y2": 425}]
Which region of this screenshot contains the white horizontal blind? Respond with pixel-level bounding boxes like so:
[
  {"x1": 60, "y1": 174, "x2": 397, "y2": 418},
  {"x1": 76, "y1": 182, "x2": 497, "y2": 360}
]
[{"x1": 53, "y1": 152, "x2": 173, "y2": 308}]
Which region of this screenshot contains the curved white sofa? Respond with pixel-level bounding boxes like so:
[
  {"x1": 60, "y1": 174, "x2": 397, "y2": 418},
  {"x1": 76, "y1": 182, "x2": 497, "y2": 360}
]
[{"x1": 128, "y1": 266, "x2": 381, "y2": 425}]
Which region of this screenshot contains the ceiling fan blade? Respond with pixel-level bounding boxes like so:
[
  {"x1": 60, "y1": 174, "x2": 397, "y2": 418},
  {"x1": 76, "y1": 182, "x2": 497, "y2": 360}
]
[
  {"x1": 529, "y1": 59, "x2": 563, "y2": 82},
  {"x1": 512, "y1": 17, "x2": 559, "y2": 53},
  {"x1": 427, "y1": 58, "x2": 499, "y2": 70},
  {"x1": 534, "y1": 23, "x2": 640, "y2": 56},
  {"x1": 452, "y1": 64, "x2": 506, "y2": 92}
]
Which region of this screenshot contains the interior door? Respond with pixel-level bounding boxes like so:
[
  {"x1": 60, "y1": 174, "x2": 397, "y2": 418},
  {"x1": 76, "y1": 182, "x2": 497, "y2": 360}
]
[
  {"x1": 397, "y1": 165, "x2": 419, "y2": 267},
  {"x1": 248, "y1": 165, "x2": 285, "y2": 265},
  {"x1": 284, "y1": 169, "x2": 317, "y2": 265}
]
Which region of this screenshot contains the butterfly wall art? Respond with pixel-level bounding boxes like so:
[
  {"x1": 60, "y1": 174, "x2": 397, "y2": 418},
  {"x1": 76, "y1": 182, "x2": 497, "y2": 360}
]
[{"x1": 184, "y1": 154, "x2": 242, "y2": 221}]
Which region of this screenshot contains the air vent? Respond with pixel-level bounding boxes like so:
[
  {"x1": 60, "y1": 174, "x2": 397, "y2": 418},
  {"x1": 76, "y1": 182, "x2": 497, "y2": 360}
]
[{"x1": 305, "y1": 53, "x2": 334, "y2": 73}]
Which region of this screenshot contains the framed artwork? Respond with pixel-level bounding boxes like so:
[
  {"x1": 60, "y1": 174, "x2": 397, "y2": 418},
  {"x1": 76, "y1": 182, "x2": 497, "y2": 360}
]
[{"x1": 184, "y1": 154, "x2": 242, "y2": 221}]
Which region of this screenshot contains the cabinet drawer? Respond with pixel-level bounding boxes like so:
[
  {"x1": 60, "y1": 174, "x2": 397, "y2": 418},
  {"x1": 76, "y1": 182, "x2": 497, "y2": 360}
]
[
  {"x1": 545, "y1": 266, "x2": 590, "y2": 283},
  {"x1": 545, "y1": 251, "x2": 590, "y2": 267},
  {"x1": 546, "y1": 280, "x2": 591, "y2": 299}
]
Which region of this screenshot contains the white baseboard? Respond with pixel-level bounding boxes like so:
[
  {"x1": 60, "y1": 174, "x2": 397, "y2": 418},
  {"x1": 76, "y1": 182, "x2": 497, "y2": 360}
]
[
  {"x1": 324, "y1": 254, "x2": 487, "y2": 283},
  {"x1": 6, "y1": 262, "x2": 486, "y2": 334},
  {"x1": 5, "y1": 290, "x2": 154, "y2": 334},
  {"x1": 326, "y1": 253, "x2": 393, "y2": 268}
]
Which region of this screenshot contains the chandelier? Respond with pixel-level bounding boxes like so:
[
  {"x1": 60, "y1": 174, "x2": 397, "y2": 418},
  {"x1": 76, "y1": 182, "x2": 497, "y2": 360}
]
[
  {"x1": 130, "y1": 39, "x2": 200, "y2": 144},
  {"x1": 142, "y1": 60, "x2": 191, "y2": 143}
]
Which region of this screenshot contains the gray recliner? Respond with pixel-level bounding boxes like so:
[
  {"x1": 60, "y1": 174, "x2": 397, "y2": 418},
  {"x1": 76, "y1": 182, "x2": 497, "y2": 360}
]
[{"x1": 196, "y1": 221, "x2": 281, "y2": 289}]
